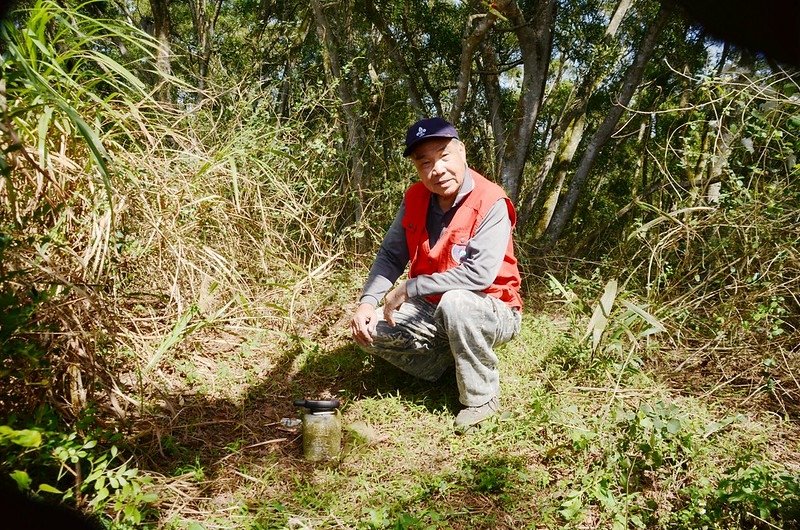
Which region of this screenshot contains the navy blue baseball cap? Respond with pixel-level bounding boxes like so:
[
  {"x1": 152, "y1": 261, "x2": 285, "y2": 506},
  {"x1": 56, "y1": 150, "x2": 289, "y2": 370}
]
[{"x1": 403, "y1": 117, "x2": 459, "y2": 157}]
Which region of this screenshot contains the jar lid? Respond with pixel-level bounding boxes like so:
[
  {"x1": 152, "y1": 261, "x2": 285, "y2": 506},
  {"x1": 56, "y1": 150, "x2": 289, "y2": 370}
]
[{"x1": 293, "y1": 398, "x2": 340, "y2": 412}]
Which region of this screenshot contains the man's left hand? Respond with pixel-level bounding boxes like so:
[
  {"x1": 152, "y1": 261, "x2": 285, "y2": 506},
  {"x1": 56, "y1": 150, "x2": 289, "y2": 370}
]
[{"x1": 383, "y1": 280, "x2": 408, "y2": 326}]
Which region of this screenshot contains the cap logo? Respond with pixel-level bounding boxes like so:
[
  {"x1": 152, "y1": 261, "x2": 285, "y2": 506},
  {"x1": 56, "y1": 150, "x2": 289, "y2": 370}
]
[{"x1": 416, "y1": 126, "x2": 427, "y2": 137}]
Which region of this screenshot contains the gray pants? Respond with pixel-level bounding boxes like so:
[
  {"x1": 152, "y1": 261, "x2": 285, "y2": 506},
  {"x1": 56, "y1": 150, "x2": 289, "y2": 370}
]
[{"x1": 360, "y1": 289, "x2": 521, "y2": 407}]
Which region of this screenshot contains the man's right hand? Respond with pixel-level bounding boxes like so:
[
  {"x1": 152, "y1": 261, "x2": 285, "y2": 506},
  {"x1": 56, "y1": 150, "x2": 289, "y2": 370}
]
[{"x1": 351, "y1": 303, "x2": 378, "y2": 346}]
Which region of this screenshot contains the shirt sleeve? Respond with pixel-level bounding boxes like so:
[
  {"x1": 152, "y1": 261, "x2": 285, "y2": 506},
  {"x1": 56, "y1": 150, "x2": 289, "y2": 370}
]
[
  {"x1": 358, "y1": 201, "x2": 410, "y2": 307},
  {"x1": 405, "y1": 198, "x2": 511, "y2": 298}
]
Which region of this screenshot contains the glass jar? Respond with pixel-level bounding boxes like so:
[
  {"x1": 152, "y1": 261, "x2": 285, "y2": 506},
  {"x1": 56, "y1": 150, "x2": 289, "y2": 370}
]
[{"x1": 293, "y1": 399, "x2": 341, "y2": 462}]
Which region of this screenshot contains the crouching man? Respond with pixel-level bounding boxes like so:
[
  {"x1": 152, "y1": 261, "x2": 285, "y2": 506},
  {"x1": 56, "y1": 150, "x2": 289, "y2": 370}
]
[{"x1": 350, "y1": 117, "x2": 523, "y2": 432}]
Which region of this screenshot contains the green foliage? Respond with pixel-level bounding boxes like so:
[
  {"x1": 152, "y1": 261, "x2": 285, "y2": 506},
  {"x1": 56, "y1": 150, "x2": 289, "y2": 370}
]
[
  {"x1": 526, "y1": 280, "x2": 798, "y2": 530},
  {"x1": 545, "y1": 273, "x2": 664, "y2": 381},
  {"x1": 1, "y1": 425, "x2": 158, "y2": 526},
  {"x1": 673, "y1": 460, "x2": 800, "y2": 529},
  {"x1": 1, "y1": 0, "x2": 157, "y2": 189},
  {"x1": 0, "y1": 425, "x2": 43, "y2": 449},
  {"x1": 603, "y1": 70, "x2": 800, "y2": 410},
  {"x1": 546, "y1": 389, "x2": 800, "y2": 530},
  {"x1": 464, "y1": 455, "x2": 526, "y2": 495},
  {"x1": 615, "y1": 400, "x2": 693, "y2": 478}
]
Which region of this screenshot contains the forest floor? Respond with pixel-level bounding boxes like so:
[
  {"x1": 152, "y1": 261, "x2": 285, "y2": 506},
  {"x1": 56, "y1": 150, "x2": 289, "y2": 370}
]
[{"x1": 128, "y1": 292, "x2": 800, "y2": 530}]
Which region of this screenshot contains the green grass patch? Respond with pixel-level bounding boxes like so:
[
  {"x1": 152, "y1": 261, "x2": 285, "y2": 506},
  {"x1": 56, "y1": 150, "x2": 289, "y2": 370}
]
[{"x1": 129, "y1": 311, "x2": 800, "y2": 529}]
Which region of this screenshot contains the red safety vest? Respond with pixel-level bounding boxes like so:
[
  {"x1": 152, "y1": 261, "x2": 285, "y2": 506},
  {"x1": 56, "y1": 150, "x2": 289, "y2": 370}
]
[{"x1": 402, "y1": 169, "x2": 523, "y2": 309}]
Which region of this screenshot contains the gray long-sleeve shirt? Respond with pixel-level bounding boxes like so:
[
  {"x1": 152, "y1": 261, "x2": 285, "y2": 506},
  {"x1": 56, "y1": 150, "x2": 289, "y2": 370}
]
[{"x1": 359, "y1": 170, "x2": 512, "y2": 306}]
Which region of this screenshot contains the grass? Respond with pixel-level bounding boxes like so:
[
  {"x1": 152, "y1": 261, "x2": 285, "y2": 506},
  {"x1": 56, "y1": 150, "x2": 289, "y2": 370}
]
[{"x1": 129, "y1": 302, "x2": 799, "y2": 530}]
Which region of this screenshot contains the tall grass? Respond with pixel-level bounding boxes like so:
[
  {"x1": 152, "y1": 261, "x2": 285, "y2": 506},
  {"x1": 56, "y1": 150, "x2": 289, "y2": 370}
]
[
  {"x1": 0, "y1": 0, "x2": 361, "y2": 409},
  {"x1": 1, "y1": 2, "x2": 368, "y2": 520},
  {"x1": 590, "y1": 69, "x2": 800, "y2": 412},
  {"x1": 1, "y1": 0, "x2": 162, "y2": 420}
]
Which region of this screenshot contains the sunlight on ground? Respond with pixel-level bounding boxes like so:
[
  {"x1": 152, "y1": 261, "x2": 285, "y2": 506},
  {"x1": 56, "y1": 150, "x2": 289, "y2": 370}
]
[{"x1": 148, "y1": 311, "x2": 799, "y2": 529}]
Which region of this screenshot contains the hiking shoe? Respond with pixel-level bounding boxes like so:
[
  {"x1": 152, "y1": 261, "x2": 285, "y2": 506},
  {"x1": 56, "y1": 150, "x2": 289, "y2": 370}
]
[{"x1": 454, "y1": 396, "x2": 499, "y2": 432}]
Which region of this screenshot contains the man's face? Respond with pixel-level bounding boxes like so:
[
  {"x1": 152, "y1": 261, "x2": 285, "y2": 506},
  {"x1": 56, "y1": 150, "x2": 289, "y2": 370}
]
[{"x1": 410, "y1": 138, "x2": 467, "y2": 203}]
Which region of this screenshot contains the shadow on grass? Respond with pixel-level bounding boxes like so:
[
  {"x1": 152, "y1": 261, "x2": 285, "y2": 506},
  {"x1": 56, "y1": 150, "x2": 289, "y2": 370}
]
[
  {"x1": 122, "y1": 310, "x2": 571, "y2": 528},
  {"x1": 129, "y1": 334, "x2": 462, "y2": 481}
]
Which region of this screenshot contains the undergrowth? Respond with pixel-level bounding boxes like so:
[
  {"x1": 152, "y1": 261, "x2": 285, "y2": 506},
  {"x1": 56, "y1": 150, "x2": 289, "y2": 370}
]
[{"x1": 1, "y1": 1, "x2": 798, "y2": 528}]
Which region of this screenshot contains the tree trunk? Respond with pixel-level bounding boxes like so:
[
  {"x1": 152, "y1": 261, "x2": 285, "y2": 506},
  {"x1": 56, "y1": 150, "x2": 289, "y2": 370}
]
[
  {"x1": 518, "y1": 0, "x2": 634, "y2": 225},
  {"x1": 362, "y1": 0, "x2": 427, "y2": 116},
  {"x1": 688, "y1": 41, "x2": 728, "y2": 182},
  {"x1": 480, "y1": 39, "x2": 505, "y2": 174},
  {"x1": 449, "y1": 1, "x2": 508, "y2": 125},
  {"x1": 189, "y1": 0, "x2": 222, "y2": 95},
  {"x1": 497, "y1": 0, "x2": 556, "y2": 202},
  {"x1": 148, "y1": 0, "x2": 172, "y2": 103},
  {"x1": 540, "y1": 5, "x2": 670, "y2": 248},
  {"x1": 532, "y1": 114, "x2": 586, "y2": 237},
  {"x1": 607, "y1": 0, "x2": 634, "y2": 36},
  {"x1": 703, "y1": 62, "x2": 753, "y2": 199},
  {"x1": 276, "y1": 12, "x2": 311, "y2": 122},
  {"x1": 518, "y1": 101, "x2": 572, "y2": 228},
  {"x1": 311, "y1": 0, "x2": 367, "y2": 223},
  {"x1": 631, "y1": 117, "x2": 649, "y2": 197}
]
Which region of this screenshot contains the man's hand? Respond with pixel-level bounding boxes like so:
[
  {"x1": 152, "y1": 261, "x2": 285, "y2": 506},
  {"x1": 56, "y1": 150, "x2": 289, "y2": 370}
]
[
  {"x1": 383, "y1": 280, "x2": 408, "y2": 326},
  {"x1": 351, "y1": 303, "x2": 378, "y2": 346}
]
